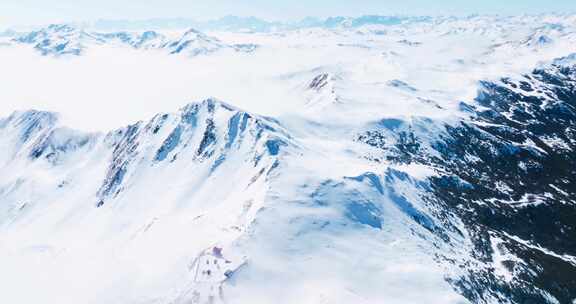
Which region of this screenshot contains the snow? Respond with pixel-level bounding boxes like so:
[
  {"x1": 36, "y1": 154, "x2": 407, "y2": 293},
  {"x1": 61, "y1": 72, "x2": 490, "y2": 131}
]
[
  {"x1": 0, "y1": 97, "x2": 473, "y2": 303},
  {"x1": 490, "y1": 234, "x2": 524, "y2": 283},
  {"x1": 1, "y1": 14, "x2": 576, "y2": 304},
  {"x1": 502, "y1": 232, "x2": 576, "y2": 268},
  {"x1": 1, "y1": 15, "x2": 576, "y2": 131}
]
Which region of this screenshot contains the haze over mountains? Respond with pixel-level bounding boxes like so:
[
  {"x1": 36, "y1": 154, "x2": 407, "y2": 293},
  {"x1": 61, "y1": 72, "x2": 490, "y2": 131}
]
[
  {"x1": 2, "y1": 15, "x2": 442, "y2": 32},
  {"x1": 87, "y1": 15, "x2": 435, "y2": 31}
]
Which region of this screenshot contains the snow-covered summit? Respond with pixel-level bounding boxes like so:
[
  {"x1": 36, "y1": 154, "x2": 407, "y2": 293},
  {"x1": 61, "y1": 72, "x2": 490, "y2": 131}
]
[
  {"x1": 165, "y1": 28, "x2": 229, "y2": 56},
  {"x1": 94, "y1": 30, "x2": 169, "y2": 49},
  {"x1": 15, "y1": 24, "x2": 104, "y2": 55}
]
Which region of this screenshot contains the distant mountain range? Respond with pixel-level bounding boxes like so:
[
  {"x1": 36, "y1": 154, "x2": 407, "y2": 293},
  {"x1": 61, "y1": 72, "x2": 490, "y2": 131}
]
[
  {"x1": 6, "y1": 15, "x2": 437, "y2": 32},
  {"x1": 11, "y1": 24, "x2": 258, "y2": 56},
  {"x1": 4, "y1": 14, "x2": 575, "y2": 57}
]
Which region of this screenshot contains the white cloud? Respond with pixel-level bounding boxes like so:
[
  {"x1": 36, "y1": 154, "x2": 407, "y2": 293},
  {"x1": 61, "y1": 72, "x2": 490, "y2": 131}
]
[{"x1": 0, "y1": 44, "x2": 300, "y2": 131}]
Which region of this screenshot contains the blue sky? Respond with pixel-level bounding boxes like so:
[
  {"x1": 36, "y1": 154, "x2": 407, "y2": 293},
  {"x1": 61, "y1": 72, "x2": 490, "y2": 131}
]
[{"x1": 1, "y1": 0, "x2": 575, "y2": 28}]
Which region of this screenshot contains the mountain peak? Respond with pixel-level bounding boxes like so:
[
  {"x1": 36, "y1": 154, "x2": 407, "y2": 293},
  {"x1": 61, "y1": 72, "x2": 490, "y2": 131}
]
[
  {"x1": 182, "y1": 27, "x2": 206, "y2": 37},
  {"x1": 0, "y1": 109, "x2": 59, "y2": 144},
  {"x1": 9, "y1": 109, "x2": 59, "y2": 125},
  {"x1": 45, "y1": 23, "x2": 79, "y2": 33}
]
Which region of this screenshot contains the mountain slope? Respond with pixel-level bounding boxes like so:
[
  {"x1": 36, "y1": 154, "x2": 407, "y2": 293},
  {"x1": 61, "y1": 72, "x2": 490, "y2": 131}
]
[
  {"x1": 0, "y1": 99, "x2": 293, "y2": 303},
  {"x1": 431, "y1": 58, "x2": 576, "y2": 303},
  {"x1": 2, "y1": 55, "x2": 576, "y2": 303},
  {"x1": 353, "y1": 54, "x2": 576, "y2": 303},
  {"x1": 0, "y1": 96, "x2": 472, "y2": 304}
]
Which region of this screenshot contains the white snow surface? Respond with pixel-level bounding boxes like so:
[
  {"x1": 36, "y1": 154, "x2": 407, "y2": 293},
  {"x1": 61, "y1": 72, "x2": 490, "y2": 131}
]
[
  {"x1": 1, "y1": 14, "x2": 576, "y2": 304},
  {"x1": 1, "y1": 15, "x2": 575, "y2": 131}
]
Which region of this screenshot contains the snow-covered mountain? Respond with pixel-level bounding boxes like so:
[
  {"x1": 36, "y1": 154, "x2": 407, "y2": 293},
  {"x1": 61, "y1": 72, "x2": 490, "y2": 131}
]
[
  {"x1": 15, "y1": 24, "x2": 106, "y2": 56},
  {"x1": 1, "y1": 14, "x2": 576, "y2": 304},
  {"x1": 164, "y1": 28, "x2": 257, "y2": 56},
  {"x1": 95, "y1": 30, "x2": 169, "y2": 50},
  {"x1": 12, "y1": 24, "x2": 257, "y2": 56},
  {"x1": 0, "y1": 99, "x2": 295, "y2": 303},
  {"x1": 85, "y1": 15, "x2": 434, "y2": 32},
  {"x1": 10, "y1": 14, "x2": 576, "y2": 58}
]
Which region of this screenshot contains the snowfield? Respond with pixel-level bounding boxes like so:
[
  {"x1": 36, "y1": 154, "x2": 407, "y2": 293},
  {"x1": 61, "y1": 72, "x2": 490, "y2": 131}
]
[{"x1": 0, "y1": 15, "x2": 575, "y2": 304}]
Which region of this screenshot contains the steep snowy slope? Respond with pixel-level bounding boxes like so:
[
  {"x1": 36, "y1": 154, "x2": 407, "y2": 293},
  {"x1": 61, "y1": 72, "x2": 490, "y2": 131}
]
[
  {"x1": 0, "y1": 95, "x2": 473, "y2": 304},
  {"x1": 349, "y1": 54, "x2": 576, "y2": 303},
  {"x1": 430, "y1": 58, "x2": 576, "y2": 303},
  {"x1": 0, "y1": 99, "x2": 293, "y2": 303}
]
